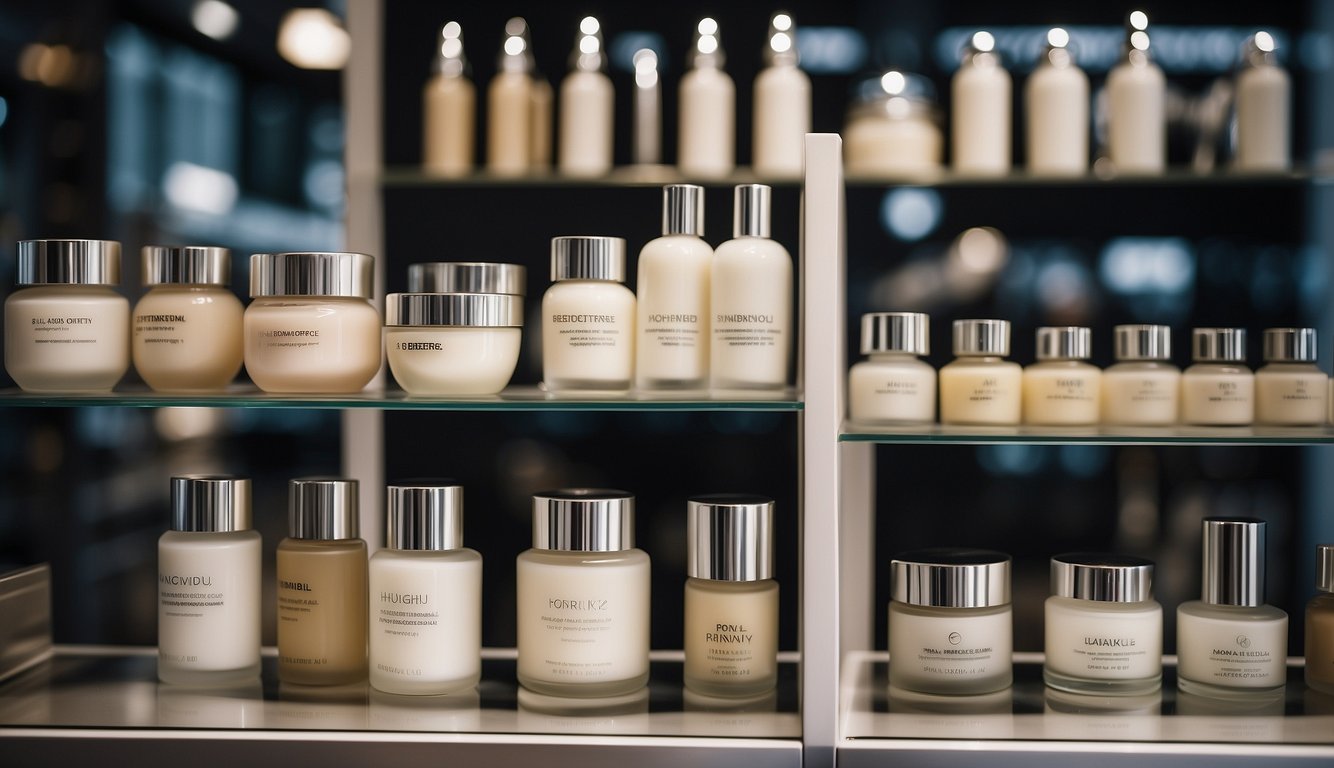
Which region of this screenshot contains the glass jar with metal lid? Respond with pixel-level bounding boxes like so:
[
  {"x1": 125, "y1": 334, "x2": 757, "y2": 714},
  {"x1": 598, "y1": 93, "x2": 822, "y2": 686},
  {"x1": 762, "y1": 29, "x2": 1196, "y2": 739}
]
[
  {"x1": 1022, "y1": 326, "x2": 1100, "y2": 426},
  {"x1": 1254, "y1": 327, "x2": 1325, "y2": 426},
  {"x1": 541, "y1": 236, "x2": 635, "y2": 392},
  {"x1": 844, "y1": 71, "x2": 943, "y2": 176},
  {"x1": 133, "y1": 246, "x2": 244, "y2": 392},
  {"x1": 939, "y1": 319, "x2": 1022, "y2": 426},
  {"x1": 384, "y1": 292, "x2": 523, "y2": 395},
  {"x1": 1101, "y1": 324, "x2": 1179, "y2": 426},
  {"x1": 848, "y1": 312, "x2": 935, "y2": 424},
  {"x1": 1180, "y1": 327, "x2": 1253, "y2": 426}
]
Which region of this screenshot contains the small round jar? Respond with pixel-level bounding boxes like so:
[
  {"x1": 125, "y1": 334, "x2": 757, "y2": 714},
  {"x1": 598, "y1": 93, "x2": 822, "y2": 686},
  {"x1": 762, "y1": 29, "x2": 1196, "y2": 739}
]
[
  {"x1": 1023, "y1": 326, "x2": 1100, "y2": 426},
  {"x1": 844, "y1": 73, "x2": 943, "y2": 176},
  {"x1": 407, "y1": 262, "x2": 527, "y2": 295},
  {"x1": 938, "y1": 319, "x2": 1022, "y2": 425},
  {"x1": 385, "y1": 293, "x2": 523, "y2": 395},
  {"x1": 4, "y1": 239, "x2": 128, "y2": 392},
  {"x1": 133, "y1": 246, "x2": 244, "y2": 392},
  {"x1": 848, "y1": 312, "x2": 935, "y2": 424},
  {"x1": 1255, "y1": 327, "x2": 1325, "y2": 426},
  {"x1": 1102, "y1": 324, "x2": 1179, "y2": 426},
  {"x1": 888, "y1": 548, "x2": 1013, "y2": 695},
  {"x1": 541, "y1": 236, "x2": 636, "y2": 392},
  {"x1": 1180, "y1": 328, "x2": 1253, "y2": 426},
  {"x1": 243, "y1": 252, "x2": 380, "y2": 393},
  {"x1": 1043, "y1": 553, "x2": 1162, "y2": 695}
]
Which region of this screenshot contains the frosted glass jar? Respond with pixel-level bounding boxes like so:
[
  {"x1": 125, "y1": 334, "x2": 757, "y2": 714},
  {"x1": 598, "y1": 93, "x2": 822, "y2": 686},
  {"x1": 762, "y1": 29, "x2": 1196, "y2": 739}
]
[
  {"x1": 939, "y1": 319, "x2": 1021, "y2": 425},
  {"x1": 517, "y1": 489, "x2": 649, "y2": 697},
  {"x1": 1043, "y1": 554, "x2": 1162, "y2": 695},
  {"x1": 1255, "y1": 327, "x2": 1325, "y2": 426},
  {"x1": 1307, "y1": 544, "x2": 1334, "y2": 696},
  {"x1": 1023, "y1": 327, "x2": 1100, "y2": 426},
  {"x1": 4, "y1": 239, "x2": 128, "y2": 392},
  {"x1": 384, "y1": 293, "x2": 522, "y2": 395},
  {"x1": 542, "y1": 237, "x2": 635, "y2": 392},
  {"x1": 1180, "y1": 328, "x2": 1253, "y2": 425},
  {"x1": 1102, "y1": 324, "x2": 1179, "y2": 426},
  {"x1": 848, "y1": 312, "x2": 935, "y2": 424},
  {"x1": 133, "y1": 246, "x2": 243, "y2": 392},
  {"x1": 844, "y1": 73, "x2": 943, "y2": 176},
  {"x1": 888, "y1": 548, "x2": 1012, "y2": 695},
  {"x1": 244, "y1": 252, "x2": 380, "y2": 394}
]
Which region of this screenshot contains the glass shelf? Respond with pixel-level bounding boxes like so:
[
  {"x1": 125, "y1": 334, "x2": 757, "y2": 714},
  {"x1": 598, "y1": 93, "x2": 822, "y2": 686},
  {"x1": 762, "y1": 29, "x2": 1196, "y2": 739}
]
[
  {"x1": 0, "y1": 386, "x2": 803, "y2": 412},
  {"x1": 841, "y1": 423, "x2": 1334, "y2": 446},
  {"x1": 380, "y1": 166, "x2": 801, "y2": 189},
  {"x1": 843, "y1": 169, "x2": 1321, "y2": 188}
]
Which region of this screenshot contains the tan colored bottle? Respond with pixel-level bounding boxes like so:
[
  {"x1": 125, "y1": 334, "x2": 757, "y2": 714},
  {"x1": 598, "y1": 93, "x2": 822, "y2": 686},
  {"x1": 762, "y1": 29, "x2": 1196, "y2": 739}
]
[
  {"x1": 1308, "y1": 544, "x2": 1334, "y2": 696},
  {"x1": 1255, "y1": 327, "x2": 1326, "y2": 426},
  {"x1": 557, "y1": 17, "x2": 613, "y2": 177},
  {"x1": 133, "y1": 246, "x2": 243, "y2": 392},
  {"x1": 422, "y1": 21, "x2": 474, "y2": 176},
  {"x1": 487, "y1": 18, "x2": 535, "y2": 175},
  {"x1": 277, "y1": 477, "x2": 368, "y2": 686}
]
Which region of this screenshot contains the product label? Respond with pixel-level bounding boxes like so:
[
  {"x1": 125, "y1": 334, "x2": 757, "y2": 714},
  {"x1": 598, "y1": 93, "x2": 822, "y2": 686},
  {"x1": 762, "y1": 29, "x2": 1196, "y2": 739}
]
[
  {"x1": 643, "y1": 311, "x2": 700, "y2": 350},
  {"x1": 713, "y1": 313, "x2": 779, "y2": 350},
  {"x1": 1127, "y1": 379, "x2": 1172, "y2": 403},
  {"x1": 701, "y1": 622, "x2": 757, "y2": 674},
  {"x1": 1279, "y1": 379, "x2": 1319, "y2": 402},
  {"x1": 25, "y1": 316, "x2": 100, "y2": 345},
  {"x1": 394, "y1": 341, "x2": 443, "y2": 351},
  {"x1": 1205, "y1": 635, "x2": 1278, "y2": 682},
  {"x1": 374, "y1": 592, "x2": 438, "y2": 677},
  {"x1": 910, "y1": 630, "x2": 998, "y2": 678},
  {"x1": 135, "y1": 313, "x2": 188, "y2": 346},
  {"x1": 1206, "y1": 381, "x2": 1248, "y2": 404},
  {"x1": 260, "y1": 329, "x2": 322, "y2": 352},
  {"x1": 874, "y1": 378, "x2": 920, "y2": 398},
  {"x1": 1063, "y1": 635, "x2": 1150, "y2": 674},
  {"x1": 1179, "y1": 619, "x2": 1286, "y2": 689},
  {"x1": 1042, "y1": 378, "x2": 1095, "y2": 404},
  {"x1": 537, "y1": 594, "x2": 616, "y2": 679},
  {"x1": 550, "y1": 313, "x2": 621, "y2": 349},
  {"x1": 967, "y1": 377, "x2": 1007, "y2": 404}
]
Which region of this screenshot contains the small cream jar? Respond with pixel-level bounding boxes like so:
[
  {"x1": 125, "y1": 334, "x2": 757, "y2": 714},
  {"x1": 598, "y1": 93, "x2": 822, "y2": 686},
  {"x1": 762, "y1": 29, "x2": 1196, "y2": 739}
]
[
  {"x1": 133, "y1": 246, "x2": 243, "y2": 392},
  {"x1": 385, "y1": 292, "x2": 523, "y2": 395}
]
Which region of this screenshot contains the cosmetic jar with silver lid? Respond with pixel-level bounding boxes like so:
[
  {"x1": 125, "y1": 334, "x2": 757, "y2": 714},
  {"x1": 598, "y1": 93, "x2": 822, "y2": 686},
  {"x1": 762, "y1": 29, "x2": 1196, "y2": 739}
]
[
  {"x1": 1255, "y1": 327, "x2": 1325, "y2": 426},
  {"x1": 940, "y1": 320, "x2": 1022, "y2": 425},
  {"x1": 384, "y1": 292, "x2": 524, "y2": 395},
  {"x1": 1102, "y1": 324, "x2": 1180, "y2": 426},
  {"x1": 848, "y1": 312, "x2": 935, "y2": 424},
  {"x1": 542, "y1": 236, "x2": 636, "y2": 392},
  {"x1": 133, "y1": 246, "x2": 243, "y2": 392},
  {"x1": 1181, "y1": 327, "x2": 1254, "y2": 426},
  {"x1": 1024, "y1": 327, "x2": 1101, "y2": 426},
  {"x1": 407, "y1": 262, "x2": 527, "y2": 295}
]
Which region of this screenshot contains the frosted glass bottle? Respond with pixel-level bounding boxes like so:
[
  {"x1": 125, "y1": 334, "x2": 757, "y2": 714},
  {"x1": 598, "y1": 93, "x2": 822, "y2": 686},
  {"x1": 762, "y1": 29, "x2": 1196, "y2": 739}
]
[
  {"x1": 636, "y1": 185, "x2": 712, "y2": 390},
  {"x1": 1106, "y1": 13, "x2": 1165, "y2": 174},
  {"x1": 158, "y1": 475, "x2": 261, "y2": 685},
  {"x1": 369, "y1": 482, "x2": 481, "y2": 695},
  {"x1": 1101, "y1": 324, "x2": 1179, "y2": 426},
  {"x1": 847, "y1": 312, "x2": 934, "y2": 424},
  {"x1": 517, "y1": 489, "x2": 650, "y2": 697},
  {"x1": 710, "y1": 184, "x2": 792, "y2": 392},
  {"x1": 133, "y1": 246, "x2": 243, "y2": 392},
  {"x1": 679, "y1": 18, "x2": 735, "y2": 178},
  {"x1": 752, "y1": 12, "x2": 810, "y2": 179},
  {"x1": 1023, "y1": 326, "x2": 1100, "y2": 426},
  {"x1": 952, "y1": 31, "x2": 1011, "y2": 175},
  {"x1": 558, "y1": 17, "x2": 613, "y2": 177},
  {"x1": 1235, "y1": 32, "x2": 1290, "y2": 172},
  {"x1": 1180, "y1": 328, "x2": 1253, "y2": 426},
  {"x1": 487, "y1": 18, "x2": 535, "y2": 175},
  {"x1": 422, "y1": 21, "x2": 474, "y2": 176},
  {"x1": 939, "y1": 319, "x2": 1021, "y2": 425},
  {"x1": 1307, "y1": 544, "x2": 1334, "y2": 696},
  {"x1": 542, "y1": 236, "x2": 635, "y2": 392},
  {"x1": 1254, "y1": 327, "x2": 1325, "y2": 426},
  {"x1": 1025, "y1": 28, "x2": 1088, "y2": 176}
]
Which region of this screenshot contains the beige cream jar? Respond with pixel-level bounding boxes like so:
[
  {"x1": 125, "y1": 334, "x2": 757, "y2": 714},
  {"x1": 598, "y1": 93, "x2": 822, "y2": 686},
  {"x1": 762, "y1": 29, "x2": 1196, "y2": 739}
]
[
  {"x1": 133, "y1": 246, "x2": 243, "y2": 392},
  {"x1": 385, "y1": 292, "x2": 523, "y2": 395},
  {"x1": 1254, "y1": 327, "x2": 1325, "y2": 426}
]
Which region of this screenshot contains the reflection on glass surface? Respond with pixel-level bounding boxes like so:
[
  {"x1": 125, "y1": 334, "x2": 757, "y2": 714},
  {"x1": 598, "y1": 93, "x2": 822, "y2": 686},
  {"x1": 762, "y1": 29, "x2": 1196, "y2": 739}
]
[
  {"x1": 884, "y1": 684, "x2": 1015, "y2": 738},
  {"x1": 367, "y1": 687, "x2": 482, "y2": 732},
  {"x1": 157, "y1": 681, "x2": 263, "y2": 728},
  {"x1": 272, "y1": 681, "x2": 370, "y2": 730},
  {"x1": 1043, "y1": 687, "x2": 1163, "y2": 741},
  {"x1": 516, "y1": 685, "x2": 650, "y2": 734}
]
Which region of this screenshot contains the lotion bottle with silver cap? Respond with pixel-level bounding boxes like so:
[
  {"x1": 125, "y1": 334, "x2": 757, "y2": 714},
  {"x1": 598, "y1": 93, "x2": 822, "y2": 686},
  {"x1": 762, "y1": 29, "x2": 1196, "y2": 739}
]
[
  {"x1": 888, "y1": 548, "x2": 1013, "y2": 695},
  {"x1": 487, "y1": 17, "x2": 536, "y2": 175},
  {"x1": 1023, "y1": 326, "x2": 1100, "y2": 426},
  {"x1": 134, "y1": 246, "x2": 243, "y2": 392},
  {"x1": 1043, "y1": 553, "x2": 1162, "y2": 695},
  {"x1": 1307, "y1": 544, "x2": 1334, "y2": 695},
  {"x1": 951, "y1": 31, "x2": 1011, "y2": 175},
  {"x1": 384, "y1": 292, "x2": 523, "y2": 396},
  {"x1": 684, "y1": 495, "x2": 778, "y2": 697},
  {"x1": 1026, "y1": 28, "x2": 1089, "y2": 176},
  {"x1": 679, "y1": 18, "x2": 735, "y2": 178},
  {"x1": 158, "y1": 475, "x2": 260, "y2": 685},
  {"x1": 1101, "y1": 324, "x2": 1179, "y2": 426},
  {"x1": 1235, "y1": 31, "x2": 1290, "y2": 172},
  {"x1": 369, "y1": 480, "x2": 481, "y2": 695},
  {"x1": 542, "y1": 236, "x2": 635, "y2": 392},
  {"x1": 710, "y1": 184, "x2": 792, "y2": 392},
  {"x1": 277, "y1": 477, "x2": 369, "y2": 686},
  {"x1": 5, "y1": 239, "x2": 128, "y2": 392},
  {"x1": 939, "y1": 319, "x2": 1021, "y2": 425},
  {"x1": 1177, "y1": 517, "x2": 1287, "y2": 697},
  {"x1": 847, "y1": 312, "x2": 934, "y2": 424},
  {"x1": 558, "y1": 16, "x2": 613, "y2": 177},
  {"x1": 423, "y1": 21, "x2": 474, "y2": 176},
  {"x1": 517, "y1": 489, "x2": 650, "y2": 697},
  {"x1": 1106, "y1": 11, "x2": 1166, "y2": 174},
  {"x1": 636, "y1": 184, "x2": 712, "y2": 390},
  {"x1": 1181, "y1": 328, "x2": 1253, "y2": 426},
  {"x1": 752, "y1": 12, "x2": 810, "y2": 179},
  {"x1": 1255, "y1": 327, "x2": 1325, "y2": 426}
]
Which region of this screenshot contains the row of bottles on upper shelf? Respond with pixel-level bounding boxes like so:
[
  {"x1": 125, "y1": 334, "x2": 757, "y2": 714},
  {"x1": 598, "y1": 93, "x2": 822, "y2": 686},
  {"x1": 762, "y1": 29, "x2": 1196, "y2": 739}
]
[{"x1": 423, "y1": 13, "x2": 809, "y2": 179}]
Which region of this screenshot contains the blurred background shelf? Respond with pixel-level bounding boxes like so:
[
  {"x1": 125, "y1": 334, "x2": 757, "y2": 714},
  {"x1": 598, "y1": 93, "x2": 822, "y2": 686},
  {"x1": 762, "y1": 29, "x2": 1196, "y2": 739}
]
[{"x1": 841, "y1": 423, "x2": 1334, "y2": 445}]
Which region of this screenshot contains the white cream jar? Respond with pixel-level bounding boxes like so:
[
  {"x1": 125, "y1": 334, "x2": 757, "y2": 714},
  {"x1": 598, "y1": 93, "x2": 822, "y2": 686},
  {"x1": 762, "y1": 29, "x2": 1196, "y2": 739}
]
[{"x1": 385, "y1": 292, "x2": 523, "y2": 395}]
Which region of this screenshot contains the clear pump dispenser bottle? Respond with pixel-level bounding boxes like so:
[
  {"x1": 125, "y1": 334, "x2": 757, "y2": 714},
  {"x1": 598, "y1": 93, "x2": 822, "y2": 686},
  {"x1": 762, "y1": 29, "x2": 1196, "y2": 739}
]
[
  {"x1": 848, "y1": 312, "x2": 934, "y2": 424},
  {"x1": 636, "y1": 184, "x2": 712, "y2": 390}
]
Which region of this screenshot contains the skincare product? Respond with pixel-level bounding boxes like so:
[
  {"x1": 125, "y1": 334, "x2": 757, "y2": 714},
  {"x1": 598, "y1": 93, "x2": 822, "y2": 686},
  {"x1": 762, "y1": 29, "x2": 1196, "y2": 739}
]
[
  {"x1": 1180, "y1": 328, "x2": 1253, "y2": 426},
  {"x1": 951, "y1": 31, "x2": 1011, "y2": 175},
  {"x1": 678, "y1": 18, "x2": 735, "y2": 178},
  {"x1": 1025, "y1": 28, "x2": 1089, "y2": 176},
  {"x1": 542, "y1": 236, "x2": 635, "y2": 392},
  {"x1": 1307, "y1": 544, "x2": 1334, "y2": 696},
  {"x1": 407, "y1": 261, "x2": 526, "y2": 295},
  {"x1": 1254, "y1": 327, "x2": 1325, "y2": 426},
  {"x1": 558, "y1": 16, "x2": 613, "y2": 177},
  {"x1": 1101, "y1": 324, "x2": 1179, "y2": 426},
  {"x1": 1023, "y1": 326, "x2": 1100, "y2": 426},
  {"x1": 133, "y1": 246, "x2": 243, "y2": 392},
  {"x1": 1106, "y1": 11, "x2": 1166, "y2": 173},
  {"x1": 848, "y1": 312, "x2": 934, "y2": 424},
  {"x1": 487, "y1": 17, "x2": 536, "y2": 175},
  {"x1": 939, "y1": 319, "x2": 1021, "y2": 425},
  {"x1": 1235, "y1": 32, "x2": 1290, "y2": 172},
  {"x1": 632, "y1": 48, "x2": 662, "y2": 165},
  {"x1": 636, "y1": 184, "x2": 712, "y2": 390},
  {"x1": 752, "y1": 12, "x2": 810, "y2": 179},
  {"x1": 422, "y1": 21, "x2": 474, "y2": 176},
  {"x1": 384, "y1": 293, "x2": 523, "y2": 395},
  {"x1": 844, "y1": 72, "x2": 943, "y2": 175}
]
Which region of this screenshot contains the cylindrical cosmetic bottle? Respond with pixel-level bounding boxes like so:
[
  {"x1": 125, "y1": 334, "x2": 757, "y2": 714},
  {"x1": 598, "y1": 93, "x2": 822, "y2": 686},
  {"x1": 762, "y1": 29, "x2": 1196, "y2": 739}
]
[
  {"x1": 5, "y1": 239, "x2": 128, "y2": 392},
  {"x1": 678, "y1": 18, "x2": 735, "y2": 178},
  {"x1": 369, "y1": 481, "x2": 482, "y2": 695},
  {"x1": 542, "y1": 236, "x2": 636, "y2": 392},
  {"x1": 1255, "y1": 328, "x2": 1325, "y2": 426},
  {"x1": 558, "y1": 17, "x2": 613, "y2": 177},
  {"x1": 636, "y1": 184, "x2": 712, "y2": 391},
  {"x1": 752, "y1": 12, "x2": 810, "y2": 179},
  {"x1": 277, "y1": 477, "x2": 369, "y2": 686},
  {"x1": 939, "y1": 319, "x2": 1021, "y2": 425},
  {"x1": 1101, "y1": 324, "x2": 1179, "y2": 426},
  {"x1": 1106, "y1": 12, "x2": 1166, "y2": 173},
  {"x1": 1307, "y1": 544, "x2": 1334, "y2": 695},
  {"x1": 1235, "y1": 32, "x2": 1290, "y2": 172},
  {"x1": 487, "y1": 18, "x2": 535, "y2": 175},
  {"x1": 517, "y1": 489, "x2": 649, "y2": 697},
  {"x1": 244, "y1": 252, "x2": 380, "y2": 394},
  {"x1": 951, "y1": 31, "x2": 1011, "y2": 175},
  {"x1": 1177, "y1": 517, "x2": 1288, "y2": 697},
  {"x1": 133, "y1": 246, "x2": 243, "y2": 392},
  {"x1": 1023, "y1": 327, "x2": 1100, "y2": 426},
  {"x1": 848, "y1": 312, "x2": 934, "y2": 424},
  {"x1": 1043, "y1": 553, "x2": 1162, "y2": 695},
  {"x1": 1180, "y1": 328, "x2": 1253, "y2": 426},
  {"x1": 1026, "y1": 28, "x2": 1089, "y2": 176},
  {"x1": 422, "y1": 21, "x2": 474, "y2": 176},
  {"x1": 158, "y1": 475, "x2": 261, "y2": 685},
  {"x1": 888, "y1": 548, "x2": 1013, "y2": 695},
  {"x1": 384, "y1": 292, "x2": 523, "y2": 396},
  {"x1": 684, "y1": 495, "x2": 778, "y2": 697}
]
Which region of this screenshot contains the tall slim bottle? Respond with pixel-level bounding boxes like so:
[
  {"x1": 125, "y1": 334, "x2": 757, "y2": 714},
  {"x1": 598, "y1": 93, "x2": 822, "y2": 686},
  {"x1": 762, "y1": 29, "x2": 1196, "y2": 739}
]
[
  {"x1": 558, "y1": 16, "x2": 613, "y2": 177},
  {"x1": 487, "y1": 18, "x2": 535, "y2": 176},
  {"x1": 679, "y1": 18, "x2": 735, "y2": 178},
  {"x1": 636, "y1": 184, "x2": 712, "y2": 390},
  {"x1": 422, "y1": 21, "x2": 474, "y2": 176},
  {"x1": 1106, "y1": 11, "x2": 1165, "y2": 174},
  {"x1": 752, "y1": 12, "x2": 810, "y2": 179},
  {"x1": 1026, "y1": 28, "x2": 1088, "y2": 176},
  {"x1": 952, "y1": 31, "x2": 1011, "y2": 175},
  {"x1": 1234, "y1": 31, "x2": 1290, "y2": 172}
]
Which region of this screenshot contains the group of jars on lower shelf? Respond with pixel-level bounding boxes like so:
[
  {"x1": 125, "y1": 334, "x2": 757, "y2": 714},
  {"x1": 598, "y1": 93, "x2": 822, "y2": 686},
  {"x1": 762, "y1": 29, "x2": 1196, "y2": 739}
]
[
  {"x1": 887, "y1": 519, "x2": 1334, "y2": 700},
  {"x1": 850, "y1": 314, "x2": 1330, "y2": 428},
  {"x1": 157, "y1": 475, "x2": 779, "y2": 699}
]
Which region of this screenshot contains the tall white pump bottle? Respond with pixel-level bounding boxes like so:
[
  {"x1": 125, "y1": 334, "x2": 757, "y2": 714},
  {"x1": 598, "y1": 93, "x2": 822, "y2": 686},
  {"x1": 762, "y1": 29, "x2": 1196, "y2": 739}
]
[
  {"x1": 1235, "y1": 31, "x2": 1290, "y2": 171},
  {"x1": 951, "y1": 31, "x2": 1011, "y2": 175},
  {"x1": 1025, "y1": 28, "x2": 1089, "y2": 176},
  {"x1": 679, "y1": 18, "x2": 736, "y2": 178},
  {"x1": 1106, "y1": 11, "x2": 1166, "y2": 174},
  {"x1": 752, "y1": 12, "x2": 810, "y2": 179},
  {"x1": 558, "y1": 16, "x2": 613, "y2": 177}
]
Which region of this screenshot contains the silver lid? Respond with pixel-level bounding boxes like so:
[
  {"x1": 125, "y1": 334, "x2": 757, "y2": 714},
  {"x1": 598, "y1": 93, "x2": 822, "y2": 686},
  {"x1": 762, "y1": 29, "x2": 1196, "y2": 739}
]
[
  {"x1": 687, "y1": 495, "x2": 774, "y2": 581},
  {"x1": 1262, "y1": 328, "x2": 1317, "y2": 363},
  {"x1": 550, "y1": 236, "x2": 626, "y2": 282},
  {"x1": 170, "y1": 475, "x2": 252, "y2": 533},
  {"x1": 143, "y1": 246, "x2": 230, "y2": 286},
  {"x1": 1036, "y1": 327, "x2": 1092, "y2": 361},
  {"x1": 16, "y1": 239, "x2": 122, "y2": 285},
  {"x1": 433, "y1": 21, "x2": 467, "y2": 78},
  {"x1": 386, "y1": 480, "x2": 464, "y2": 551},
  {"x1": 250, "y1": 252, "x2": 374, "y2": 299},
  {"x1": 385, "y1": 292, "x2": 523, "y2": 327},
  {"x1": 663, "y1": 184, "x2": 705, "y2": 237},
  {"x1": 953, "y1": 319, "x2": 1010, "y2": 357},
  {"x1": 532, "y1": 488, "x2": 634, "y2": 552},
  {"x1": 1051, "y1": 553, "x2": 1155, "y2": 602},
  {"x1": 407, "y1": 262, "x2": 527, "y2": 295},
  {"x1": 1114, "y1": 324, "x2": 1172, "y2": 361},
  {"x1": 764, "y1": 12, "x2": 798, "y2": 67},
  {"x1": 288, "y1": 477, "x2": 360, "y2": 540},
  {"x1": 569, "y1": 16, "x2": 606, "y2": 73},
  {"x1": 890, "y1": 548, "x2": 1011, "y2": 608},
  {"x1": 1318, "y1": 544, "x2": 1334, "y2": 593},
  {"x1": 1200, "y1": 517, "x2": 1266, "y2": 607},
  {"x1": 1192, "y1": 328, "x2": 1247, "y2": 363},
  {"x1": 733, "y1": 184, "x2": 771, "y2": 239},
  {"x1": 861, "y1": 312, "x2": 929, "y2": 356}
]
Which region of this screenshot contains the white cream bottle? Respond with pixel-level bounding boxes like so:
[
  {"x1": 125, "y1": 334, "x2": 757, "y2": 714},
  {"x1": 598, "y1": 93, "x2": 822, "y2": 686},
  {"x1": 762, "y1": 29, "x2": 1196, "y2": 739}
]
[
  {"x1": 1106, "y1": 12, "x2": 1165, "y2": 174},
  {"x1": 1177, "y1": 518, "x2": 1288, "y2": 697},
  {"x1": 847, "y1": 312, "x2": 934, "y2": 424},
  {"x1": 158, "y1": 475, "x2": 261, "y2": 686},
  {"x1": 558, "y1": 17, "x2": 613, "y2": 177},
  {"x1": 133, "y1": 246, "x2": 243, "y2": 392},
  {"x1": 1025, "y1": 28, "x2": 1088, "y2": 176},
  {"x1": 679, "y1": 18, "x2": 735, "y2": 178},
  {"x1": 684, "y1": 495, "x2": 778, "y2": 697},
  {"x1": 487, "y1": 18, "x2": 535, "y2": 176},
  {"x1": 636, "y1": 184, "x2": 712, "y2": 391},
  {"x1": 1101, "y1": 324, "x2": 1179, "y2": 426},
  {"x1": 1023, "y1": 326, "x2": 1100, "y2": 426},
  {"x1": 939, "y1": 319, "x2": 1022, "y2": 425},
  {"x1": 1255, "y1": 327, "x2": 1325, "y2": 426},
  {"x1": 369, "y1": 481, "x2": 482, "y2": 696},
  {"x1": 517, "y1": 489, "x2": 650, "y2": 697},
  {"x1": 951, "y1": 31, "x2": 1011, "y2": 176},
  {"x1": 1180, "y1": 328, "x2": 1253, "y2": 426},
  {"x1": 1235, "y1": 32, "x2": 1290, "y2": 172},
  {"x1": 542, "y1": 236, "x2": 635, "y2": 392},
  {"x1": 752, "y1": 12, "x2": 810, "y2": 179},
  {"x1": 422, "y1": 21, "x2": 474, "y2": 176},
  {"x1": 710, "y1": 184, "x2": 792, "y2": 392}
]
